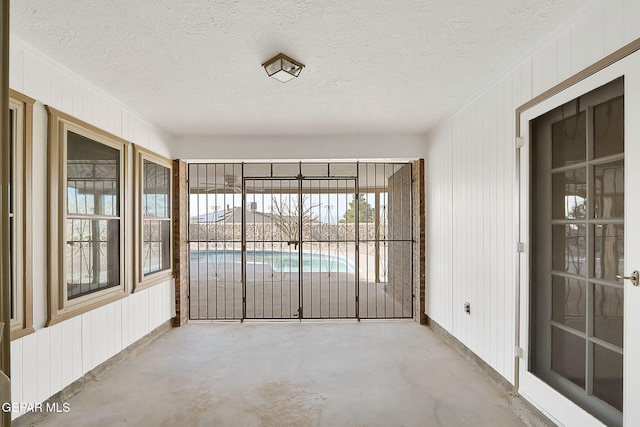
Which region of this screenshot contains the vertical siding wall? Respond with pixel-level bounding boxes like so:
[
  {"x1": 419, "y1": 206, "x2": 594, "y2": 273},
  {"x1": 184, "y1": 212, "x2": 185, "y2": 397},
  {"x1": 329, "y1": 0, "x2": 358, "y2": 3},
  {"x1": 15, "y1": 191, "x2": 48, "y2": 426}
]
[
  {"x1": 8, "y1": 36, "x2": 175, "y2": 418},
  {"x1": 425, "y1": 0, "x2": 640, "y2": 383}
]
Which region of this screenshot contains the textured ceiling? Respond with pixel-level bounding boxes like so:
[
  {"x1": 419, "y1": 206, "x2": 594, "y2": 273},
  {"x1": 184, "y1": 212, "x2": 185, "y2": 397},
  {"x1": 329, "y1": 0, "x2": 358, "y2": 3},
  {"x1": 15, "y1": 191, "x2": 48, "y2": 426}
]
[{"x1": 11, "y1": 0, "x2": 586, "y2": 137}]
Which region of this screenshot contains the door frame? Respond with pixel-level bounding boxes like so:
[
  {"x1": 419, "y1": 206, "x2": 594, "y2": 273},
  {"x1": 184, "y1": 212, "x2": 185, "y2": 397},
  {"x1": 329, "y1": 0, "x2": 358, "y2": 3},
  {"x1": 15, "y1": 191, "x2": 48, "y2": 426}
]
[{"x1": 516, "y1": 51, "x2": 640, "y2": 426}]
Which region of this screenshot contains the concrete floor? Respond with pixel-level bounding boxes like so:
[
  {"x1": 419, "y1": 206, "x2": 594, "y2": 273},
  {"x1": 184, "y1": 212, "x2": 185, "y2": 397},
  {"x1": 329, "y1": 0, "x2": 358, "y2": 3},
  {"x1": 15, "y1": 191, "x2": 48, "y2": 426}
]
[
  {"x1": 190, "y1": 262, "x2": 412, "y2": 320},
  {"x1": 28, "y1": 321, "x2": 527, "y2": 427},
  {"x1": 190, "y1": 276, "x2": 410, "y2": 320}
]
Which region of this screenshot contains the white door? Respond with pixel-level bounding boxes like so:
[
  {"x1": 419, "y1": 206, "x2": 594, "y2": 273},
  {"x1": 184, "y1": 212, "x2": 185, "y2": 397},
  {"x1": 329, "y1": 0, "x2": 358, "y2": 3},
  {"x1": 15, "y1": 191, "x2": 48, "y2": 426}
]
[
  {"x1": 518, "y1": 51, "x2": 640, "y2": 427},
  {"x1": 622, "y1": 51, "x2": 640, "y2": 427}
]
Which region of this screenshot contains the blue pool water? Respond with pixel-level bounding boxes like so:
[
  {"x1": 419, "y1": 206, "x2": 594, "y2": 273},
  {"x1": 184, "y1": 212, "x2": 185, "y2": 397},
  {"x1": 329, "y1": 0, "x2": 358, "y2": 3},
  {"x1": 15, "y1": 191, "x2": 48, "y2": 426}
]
[{"x1": 190, "y1": 250, "x2": 355, "y2": 273}]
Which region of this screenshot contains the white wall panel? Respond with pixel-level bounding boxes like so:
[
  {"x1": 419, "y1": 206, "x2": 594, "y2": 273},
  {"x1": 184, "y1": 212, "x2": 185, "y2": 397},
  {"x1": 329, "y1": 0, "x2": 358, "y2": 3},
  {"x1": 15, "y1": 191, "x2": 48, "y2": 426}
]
[
  {"x1": 10, "y1": 340, "x2": 23, "y2": 405},
  {"x1": 586, "y1": 3, "x2": 605, "y2": 65},
  {"x1": 36, "y1": 59, "x2": 51, "y2": 104},
  {"x1": 60, "y1": 320, "x2": 74, "y2": 389},
  {"x1": 425, "y1": 121, "x2": 453, "y2": 331},
  {"x1": 91, "y1": 306, "x2": 108, "y2": 370},
  {"x1": 571, "y1": 16, "x2": 588, "y2": 75},
  {"x1": 35, "y1": 328, "x2": 50, "y2": 403},
  {"x1": 80, "y1": 312, "x2": 93, "y2": 374},
  {"x1": 49, "y1": 66, "x2": 62, "y2": 108},
  {"x1": 531, "y1": 50, "x2": 543, "y2": 98},
  {"x1": 9, "y1": 45, "x2": 23, "y2": 92},
  {"x1": 121, "y1": 296, "x2": 131, "y2": 349},
  {"x1": 113, "y1": 299, "x2": 123, "y2": 353},
  {"x1": 48, "y1": 324, "x2": 62, "y2": 397},
  {"x1": 20, "y1": 334, "x2": 37, "y2": 416},
  {"x1": 8, "y1": 36, "x2": 176, "y2": 420},
  {"x1": 139, "y1": 290, "x2": 150, "y2": 339},
  {"x1": 542, "y1": 40, "x2": 559, "y2": 91},
  {"x1": 424, "y1": 0, "x2": 637, "y2": 386},
  {"x1": 22, "y1": 50, "x2": 37, "y2": 98},
  {"x1": 604, "y1": 0, "x2": 625, "y2": 55},
  {"x1": 451, "y1": 111, "x2": 465, "y2": 342},
  {"x1": 489, "y1": 84, "x2": 499, "y2": 371},
  {"x1": 557, "y1": 29, "x2": 572, "y2": 83},
  {"x1": 72, "y1": 80, "x2": 83, "y2": 118},
  {"x1": 174, "y1": 134, "x2": 425, "y2": 161},
  {"x1": 624, "y1": 0, "x2": 640, "y2": 43},
  {"x1": 70, "y1": 316, "x2": 83, "y2": 384},
  {"x1": 521, "y1": 58, "x2": 532, "y2": 102},
  {"x1": 61, "y1": 72, "x2": 73, "y2": 115},
  {"x1": 107, "y1": 303, "x2": 116, "y2": 359}
]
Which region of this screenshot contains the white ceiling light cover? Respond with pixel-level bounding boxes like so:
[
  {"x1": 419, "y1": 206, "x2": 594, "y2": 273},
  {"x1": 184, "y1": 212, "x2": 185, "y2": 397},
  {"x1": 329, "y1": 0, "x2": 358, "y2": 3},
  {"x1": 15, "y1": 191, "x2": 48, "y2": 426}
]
[{"x1": 263, "y1": 53, "x2": 304, "y2": 83}]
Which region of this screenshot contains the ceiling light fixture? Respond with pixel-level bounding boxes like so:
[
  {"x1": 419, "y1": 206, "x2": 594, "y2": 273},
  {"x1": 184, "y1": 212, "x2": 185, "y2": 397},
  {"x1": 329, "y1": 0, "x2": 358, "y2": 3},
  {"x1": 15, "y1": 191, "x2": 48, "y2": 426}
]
[{"x1": 262, "y1": 53, "x2": 305, "y2": 83}]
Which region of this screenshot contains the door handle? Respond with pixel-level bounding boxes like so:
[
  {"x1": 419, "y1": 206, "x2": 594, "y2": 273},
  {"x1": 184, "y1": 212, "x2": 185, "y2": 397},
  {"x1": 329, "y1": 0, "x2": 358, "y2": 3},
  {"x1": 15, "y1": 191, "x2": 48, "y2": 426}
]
[{"x1": 616, "y1": 270, "x2": 640, "y2": 286}]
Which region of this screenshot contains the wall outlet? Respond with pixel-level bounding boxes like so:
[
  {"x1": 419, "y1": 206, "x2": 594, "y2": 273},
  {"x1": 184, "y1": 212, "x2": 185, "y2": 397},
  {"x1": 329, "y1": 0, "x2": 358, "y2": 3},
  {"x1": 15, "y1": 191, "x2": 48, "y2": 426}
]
[{"x1": 464, "y1": 302, "x2": 471, "y2": 315}]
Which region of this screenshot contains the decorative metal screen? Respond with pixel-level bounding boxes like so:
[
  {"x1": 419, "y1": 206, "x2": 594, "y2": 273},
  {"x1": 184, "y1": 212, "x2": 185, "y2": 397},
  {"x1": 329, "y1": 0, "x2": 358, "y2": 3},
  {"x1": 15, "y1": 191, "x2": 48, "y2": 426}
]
[
  {"x1": 142, "y1": 160, "x2": 171, "y2": 275},
  {"x1": 66, "y1": 132, "x2": 120, "y2": 299},
  {"x1": 188, "y1": 162, "x2": 413, "y2": 320}
]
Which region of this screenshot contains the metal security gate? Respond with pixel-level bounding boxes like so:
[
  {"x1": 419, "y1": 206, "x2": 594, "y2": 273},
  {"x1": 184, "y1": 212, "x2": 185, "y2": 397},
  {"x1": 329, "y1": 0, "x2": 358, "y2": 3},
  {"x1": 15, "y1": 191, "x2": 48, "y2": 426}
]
[
  {"x1": 244, "y1": 178, "x2": 301, "y2": 318},
  {"x1": 188, "y1": 163, "x2": 243, "y2": 320},
  {"x1": 244, "y1": 177, "x2": 357, "y2": 319},
  {"x1": 302, "y1": 179, "x2": 358, "y2": 318},
  {"x1": 188, "y1": 162, "x2": 413, "y2": 320}
]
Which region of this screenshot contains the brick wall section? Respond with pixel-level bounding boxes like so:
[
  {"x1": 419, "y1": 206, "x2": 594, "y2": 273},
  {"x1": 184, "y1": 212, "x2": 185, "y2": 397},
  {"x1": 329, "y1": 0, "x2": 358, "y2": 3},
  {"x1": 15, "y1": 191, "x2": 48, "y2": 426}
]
[
  {"x1": 387, "y1": 164, "x2": 413, "y2": 314},
  {"x1": 413, "y1": 159, "x2": 426, "y2": 324},
  {"x1": 173, "y1": 160, "x2": 189, "y2": 326}
]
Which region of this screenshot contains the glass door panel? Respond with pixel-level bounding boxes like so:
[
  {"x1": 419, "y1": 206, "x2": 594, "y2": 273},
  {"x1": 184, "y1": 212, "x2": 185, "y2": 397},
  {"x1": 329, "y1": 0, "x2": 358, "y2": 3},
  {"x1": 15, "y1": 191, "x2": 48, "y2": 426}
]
[{"x1": 531, "y1": 77, "x2": 624, "y2": 426}]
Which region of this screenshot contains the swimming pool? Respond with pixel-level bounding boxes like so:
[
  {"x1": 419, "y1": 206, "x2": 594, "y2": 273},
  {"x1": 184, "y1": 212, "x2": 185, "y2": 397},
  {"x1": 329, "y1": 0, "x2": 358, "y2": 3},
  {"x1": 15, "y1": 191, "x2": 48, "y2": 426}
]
[{"x1": 190, "y1": 250, "x2": 355, "y2": 273}]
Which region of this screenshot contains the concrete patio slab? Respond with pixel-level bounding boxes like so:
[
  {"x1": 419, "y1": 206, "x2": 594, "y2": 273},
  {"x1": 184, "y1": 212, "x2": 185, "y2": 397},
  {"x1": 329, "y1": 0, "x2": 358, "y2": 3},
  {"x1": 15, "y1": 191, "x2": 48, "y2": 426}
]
[{"x1": 24, "y1": 321, "x2": 529, "y2": 427}]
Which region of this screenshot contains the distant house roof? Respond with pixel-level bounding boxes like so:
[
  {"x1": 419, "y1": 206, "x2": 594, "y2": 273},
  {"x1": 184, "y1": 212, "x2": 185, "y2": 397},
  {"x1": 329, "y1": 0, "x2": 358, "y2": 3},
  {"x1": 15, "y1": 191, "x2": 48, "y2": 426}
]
[
  {"x1": 195, "y1": 207, "x2": 274, "y2": 223},
  {"x1": 196, "y1": 210, "x2": 228, "y2": 222}
]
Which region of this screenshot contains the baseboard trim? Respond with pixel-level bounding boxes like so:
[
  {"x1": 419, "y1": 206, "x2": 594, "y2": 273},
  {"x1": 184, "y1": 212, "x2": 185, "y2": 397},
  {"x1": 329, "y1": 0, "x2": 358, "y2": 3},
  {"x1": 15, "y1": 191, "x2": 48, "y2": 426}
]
[
  {"x1": 425, "y1": 316, "x2": 556, "y2": 427},
  {"x1": 13, "y1": 319, "x2": 173, "y2": 426}
]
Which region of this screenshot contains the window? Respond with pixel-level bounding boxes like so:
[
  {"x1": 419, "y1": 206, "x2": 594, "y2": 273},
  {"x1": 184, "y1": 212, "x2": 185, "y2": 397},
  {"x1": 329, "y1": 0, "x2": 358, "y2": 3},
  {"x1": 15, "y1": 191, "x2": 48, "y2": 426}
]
[
  {"x1": 134, "y1": 146, "x2": 173, "y2": 290},
  {"x1": 47, "y1": 107, "x2": 128, "y2": 325},
  {"x1": 8, "y1": 90, "x2": 34, "y2": 339}
]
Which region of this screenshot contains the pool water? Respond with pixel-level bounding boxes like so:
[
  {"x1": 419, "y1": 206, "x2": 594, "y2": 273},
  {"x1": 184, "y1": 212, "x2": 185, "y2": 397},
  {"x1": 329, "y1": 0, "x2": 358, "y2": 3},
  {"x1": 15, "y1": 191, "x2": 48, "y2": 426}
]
[{"x1": 190, "y1": 250, "x2": 355, "y2": 273}]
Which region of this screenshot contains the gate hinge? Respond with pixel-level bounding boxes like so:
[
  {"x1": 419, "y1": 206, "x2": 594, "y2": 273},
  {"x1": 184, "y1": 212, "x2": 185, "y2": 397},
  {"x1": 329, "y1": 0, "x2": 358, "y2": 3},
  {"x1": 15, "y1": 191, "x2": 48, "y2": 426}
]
[
  {"x1": 516, "y1": 136, "x2": 524, "y2": 149},
  {"x1": 516, "y1": 242, "x2": 525, "y2": 253},
  {"x1": 515, "y1": 346, "x2": 525, "y2": 358}
]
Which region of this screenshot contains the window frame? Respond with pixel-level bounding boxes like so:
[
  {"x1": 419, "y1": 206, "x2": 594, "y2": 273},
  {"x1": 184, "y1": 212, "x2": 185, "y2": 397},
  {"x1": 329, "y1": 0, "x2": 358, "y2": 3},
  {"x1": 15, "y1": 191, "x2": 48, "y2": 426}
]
[
  {"x1": 46, "y1": 106, "x2": 129, "y2": 326},
  {"x1": 133, "y1": 145, "x2": 174, "y2": 291},
  {"x1": 9, "y1": 90, "x2": 35, "y2": 339}
]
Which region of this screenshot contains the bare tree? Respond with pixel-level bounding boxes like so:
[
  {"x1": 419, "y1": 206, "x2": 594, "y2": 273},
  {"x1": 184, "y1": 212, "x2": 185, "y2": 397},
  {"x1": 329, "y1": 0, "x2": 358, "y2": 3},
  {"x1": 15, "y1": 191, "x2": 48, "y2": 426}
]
[{"x1": 270, "y1": 195, "x2": 320, "y2": 243}]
